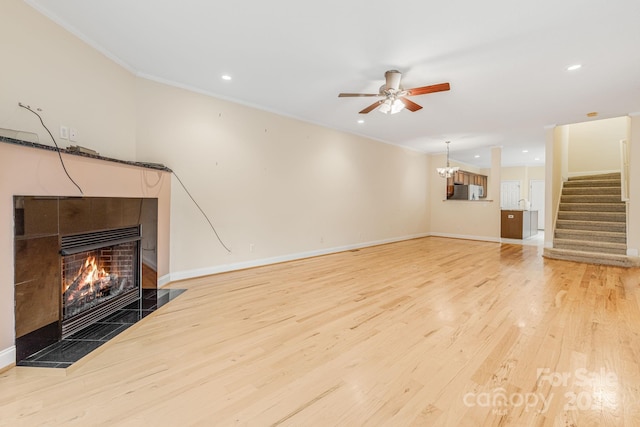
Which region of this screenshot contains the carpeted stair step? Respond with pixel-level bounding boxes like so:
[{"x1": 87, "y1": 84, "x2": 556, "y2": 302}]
[
  {"x1": 560, "y1": 194, "x2": 623, "y2": 204},
  {"x1": 554, "y1": 229, "x2": 626, "y2": 244},
  {"x1": 557, "y1": 211, "x2": 625, "y2": 222},
  {"x1": 563, "y1": 179, "x2": 621, "y2": 188},
  {"x1": 553, "y1": 238, "x2": 627, "y2": 255},
  {"x1": 555, "y1": 219, "x2": 626, "y2": 233},
  {"x1": 568, "y1": 172, "x2": 621, "y2": 180},
  {"x1": 548, "y1": 172, "x2": 628, "y2": 266},
  {"x1": 543, "y1": 247, "x2": 637, "y2": 267},
  {"x1": 562, "y1": 186, "x2": 622, "y2": 196},
  {"x1": 558, "y1": 203, "x2": 625, "y2": 212}
]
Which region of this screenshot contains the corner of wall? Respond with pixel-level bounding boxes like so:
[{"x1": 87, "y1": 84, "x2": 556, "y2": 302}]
[{"x1": 626, "y1": 115, "x2": 640, "y2": 255}]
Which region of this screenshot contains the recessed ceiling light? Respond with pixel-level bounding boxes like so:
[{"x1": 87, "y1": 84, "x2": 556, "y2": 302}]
[
  {"x1": 534, "y1": 157, "x2": 540, "y2": 161},
  {"x1": 474, "y1": 154, "x2": 480, "y2": 158},
  {"x1": 221, "y1": 75, "x2": 232, "y2": 81},
  {"x1": 567, "y1": 64, "x2": 582, "y2": 71},
  {"x1": 522, "y1": 150, "x2": 529, "y2": 153},
  {"x1": 357, "y1": 119, "x2": 364, "y2": 124}
]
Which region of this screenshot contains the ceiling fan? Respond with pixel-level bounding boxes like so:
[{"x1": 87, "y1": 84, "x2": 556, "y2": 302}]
[{"x1": 338, "y1": 70, "x2": 450, "y2": 114}]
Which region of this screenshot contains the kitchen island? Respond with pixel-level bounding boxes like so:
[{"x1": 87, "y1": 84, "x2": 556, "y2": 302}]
[{"x1": 501, "y1": 209, "x2": 538, "y2": 239}]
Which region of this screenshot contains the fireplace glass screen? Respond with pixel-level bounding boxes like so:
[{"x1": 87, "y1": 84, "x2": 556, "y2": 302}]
[
  {"x1": 62, "y1": 242, "x2": 137, "y2": 318},
  {"x1": 60, "y1": 226, "x2": 141, "y2": 337}
]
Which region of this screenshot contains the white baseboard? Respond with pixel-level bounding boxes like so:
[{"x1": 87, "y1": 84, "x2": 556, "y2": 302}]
[
  {"x1": 429, "y1": 232, "x2": 501, "y2": 243},
  {"x1": 167, "y1": 233, "x2": 431, "y2": 283},
  {"x1": 142, "y1": 254, "x2": 157, "y2": 271},
  {"x1": 158, "y1": 274, "x2": 171, "y2": 288},
  {"x1": 0, "y1": 346, "x2": 15, "y2": 371}
]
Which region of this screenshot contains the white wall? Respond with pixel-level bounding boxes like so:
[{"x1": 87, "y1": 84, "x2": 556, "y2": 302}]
[
  {"x1": 567, "y1": 117, "x2": 628, "y2": 175},
  {"x1": 135, "y1": 79, "x2": 430, "y2": 278},
  {"x1": 0, "y1": 0, "x2": 136, "y2": 159},
  {"x1": 544, "y1": 126, "x2": 565, "y2": 247},
  {"x1": 501, "y1": 166, "x2": 545, "y2": 200},
  {"x1": 428, "y1": 151, "x2": 501, "y2": 241}
]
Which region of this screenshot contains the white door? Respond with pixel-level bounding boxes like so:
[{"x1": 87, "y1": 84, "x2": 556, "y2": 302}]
[
  {"x1": 530, "y1": 179, "x2": 545, "y2": 229},
  {"x1": 500, "y1": 181, "x2": 521, "y2": 209}
]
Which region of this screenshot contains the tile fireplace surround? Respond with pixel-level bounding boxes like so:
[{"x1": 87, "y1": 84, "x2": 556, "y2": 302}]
[
  {"x1": 14, "y1": 196, "x2": 161, "y2": 366},
  {"x1": 0, "y1": 137, "x2": 172, "y2": 370}
]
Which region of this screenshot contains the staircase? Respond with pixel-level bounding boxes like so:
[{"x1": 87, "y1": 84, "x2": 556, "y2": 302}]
[{"x1": 543, "y1": 172, "x2": 636, "y2": 267}]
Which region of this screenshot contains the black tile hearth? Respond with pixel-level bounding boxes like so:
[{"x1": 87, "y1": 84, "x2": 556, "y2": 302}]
[{"x1": 17, "y1": 289, "x2": 185, "y2": 369}]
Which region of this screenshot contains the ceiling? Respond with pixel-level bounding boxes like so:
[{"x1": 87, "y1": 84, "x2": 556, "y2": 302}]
[{"x1": 26, "y1": 0, "x2": 640, "y2": 167}]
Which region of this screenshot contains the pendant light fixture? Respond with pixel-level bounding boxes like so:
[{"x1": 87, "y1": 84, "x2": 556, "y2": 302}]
[{"x1": 436, "y1": 141, "x2": 459, "y2": 178}]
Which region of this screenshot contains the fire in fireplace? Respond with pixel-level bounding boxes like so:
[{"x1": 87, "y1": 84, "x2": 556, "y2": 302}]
[
  {"x1": 64, "y1": 255, "x2": 116, "y2": 316},
  {"x1": 63, "y1": 249, "x2": 135, "y2": 319},
  {"x1": 60, "y1": 226, "x2": 141, "y2": 338}
]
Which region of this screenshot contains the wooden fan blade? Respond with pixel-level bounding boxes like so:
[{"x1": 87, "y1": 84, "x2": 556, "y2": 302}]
[
  {"x1": 405, "y1": 82, "x2": 450, "y2": 96},
  {"x1": 359, "y1": 101, "x2": 382, "y2": 114},
  {"x1": 339, "y1": 93, "x2": 381, "y2": 97},
  {"x1": 398, "y1": 97, "x2": 422, "y2": 112}
]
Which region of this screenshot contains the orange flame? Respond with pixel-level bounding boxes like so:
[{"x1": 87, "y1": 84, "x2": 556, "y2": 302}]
[{"x1": 64, "y1": 256, "x2": 109, "y2": 300}]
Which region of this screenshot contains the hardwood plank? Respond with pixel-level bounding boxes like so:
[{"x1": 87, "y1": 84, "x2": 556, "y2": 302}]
[{"x1": 1, "y1": 236, "x2": 639, "y2": 425}]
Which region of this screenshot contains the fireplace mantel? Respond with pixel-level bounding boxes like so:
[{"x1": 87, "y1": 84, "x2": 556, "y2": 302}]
[{"x1": 0, "y1": 135, "x2": 172, "y2": 172}]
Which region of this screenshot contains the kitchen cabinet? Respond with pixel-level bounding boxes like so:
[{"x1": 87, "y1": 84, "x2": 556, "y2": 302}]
[{"x1": 446, "y1": 170, "x2": 488, "y2": 199}]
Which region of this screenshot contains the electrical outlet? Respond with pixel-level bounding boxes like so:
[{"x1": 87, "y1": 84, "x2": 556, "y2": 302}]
[
  {"x1": 69, "y1": 128, "x2": 78, "y2": 142},
  {"x1": 60, "y1": 125, "x2": 69, "y2": 140}
]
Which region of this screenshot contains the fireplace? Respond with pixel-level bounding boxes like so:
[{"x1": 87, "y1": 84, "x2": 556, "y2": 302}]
[
  {"x1": 14, "y1": 196, "x2": 157, "y2": 363},
  {"x1": 60, "y1": 226, "x2": 141, "y2": 338}
]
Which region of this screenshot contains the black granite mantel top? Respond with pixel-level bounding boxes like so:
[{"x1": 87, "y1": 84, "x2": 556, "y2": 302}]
[{"x1": 0, "y1": 135, "x2": 173, "y2": 172}]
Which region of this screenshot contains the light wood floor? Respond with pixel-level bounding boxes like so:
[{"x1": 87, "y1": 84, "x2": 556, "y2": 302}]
[{"x1": 2, "y1": 237, "x2": 640, "y2": 426}]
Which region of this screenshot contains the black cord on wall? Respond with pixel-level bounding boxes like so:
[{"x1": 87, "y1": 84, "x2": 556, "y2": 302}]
[
  {"x1": 18, "y1": 103, "x2": 84, "y2": 195},
  {"x1": 17, "y1": 102, "x2": 230, "y2": 252},
  {"x1": 172, "y1": 171, "x2": 232, "y2": 253}
]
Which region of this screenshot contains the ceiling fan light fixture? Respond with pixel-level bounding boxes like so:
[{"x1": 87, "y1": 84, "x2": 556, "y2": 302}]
[
  {"x1": 391, "y1": 99, "x2": 404, "y2": 114},
  {"x1": 339, "y1": 70, "x2": 450, "y2": 115},
  {"x1": 379, "y1": 98, "x2": 404, "y2": 114}
]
